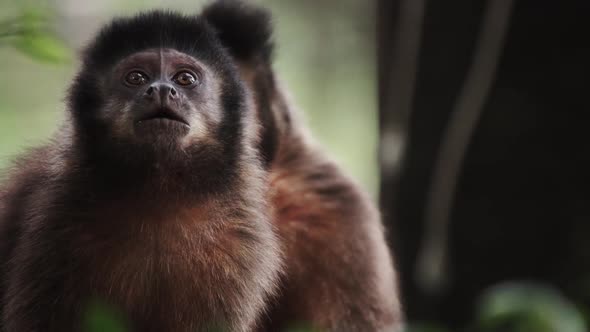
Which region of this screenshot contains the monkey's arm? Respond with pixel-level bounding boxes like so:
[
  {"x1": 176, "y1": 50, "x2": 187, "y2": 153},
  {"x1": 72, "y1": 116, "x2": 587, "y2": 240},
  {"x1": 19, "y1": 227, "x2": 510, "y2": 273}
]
[{"x1": 0, "y1": 151, "x2": 52, "y2": 331}]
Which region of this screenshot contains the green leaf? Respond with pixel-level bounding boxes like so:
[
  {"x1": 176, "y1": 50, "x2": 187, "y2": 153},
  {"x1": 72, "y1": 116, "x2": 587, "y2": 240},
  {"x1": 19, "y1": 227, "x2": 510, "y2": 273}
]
[
  {"x1": 12, "y1": 30, "x2": 70, "y2": 63},
  {"x1": 83, "y1": 299, "x2": 129, "y2": 332},
  {"x1": 19, "y1": 7, "x2": 48, "y2": 31},
  {"x1": 476, "y1": 282, "x2": 587, "y2": 332},
  {"x1": 0, "y1": 7, "x2": 71, "y2": 63}
]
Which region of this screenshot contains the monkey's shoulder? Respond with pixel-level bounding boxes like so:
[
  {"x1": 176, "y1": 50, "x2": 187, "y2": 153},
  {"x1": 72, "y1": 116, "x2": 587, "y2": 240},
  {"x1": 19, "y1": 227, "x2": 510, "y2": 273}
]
[
  {"x1": 270, "y1": 150, "x2": 377, "y2": 231},
  {"x1": 0, "y1": 143, "x2": 62, "y2": 215}
]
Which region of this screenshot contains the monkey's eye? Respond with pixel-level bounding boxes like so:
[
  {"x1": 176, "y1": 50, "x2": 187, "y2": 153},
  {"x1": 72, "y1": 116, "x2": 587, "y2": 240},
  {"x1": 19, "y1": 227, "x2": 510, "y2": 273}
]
[
  {"x1": 173, "y1": 71, "x2": 198, "y2": 86},
  {"x1": 124, "y1": 71, "x2": 149, "y2": 86}
]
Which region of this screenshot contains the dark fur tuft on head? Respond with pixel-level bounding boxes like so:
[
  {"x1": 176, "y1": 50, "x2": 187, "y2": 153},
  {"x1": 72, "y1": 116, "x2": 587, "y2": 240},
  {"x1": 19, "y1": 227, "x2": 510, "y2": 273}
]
[
  {"x1": 80, "y1": 11, "x2": 224, "y2": 70},
  {"x1": 202, "y1": 0, "x2": 274, "y2": 62}
]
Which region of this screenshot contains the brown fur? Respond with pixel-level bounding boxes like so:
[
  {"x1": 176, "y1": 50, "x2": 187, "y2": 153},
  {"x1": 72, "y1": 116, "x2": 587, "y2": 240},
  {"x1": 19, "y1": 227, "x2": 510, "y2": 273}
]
[
  {"x1": 0, "y1": 137, "x2": 282, "y2": 331},
  {"x1": 237, "y1": 47, "x2": 402, "y2": 330},
  {"x1": 0, "y1": 3, "x2": 402, "y2": 332},
  {"x1": 252, "y1": 78, "x2": 402, "y2": 331}
]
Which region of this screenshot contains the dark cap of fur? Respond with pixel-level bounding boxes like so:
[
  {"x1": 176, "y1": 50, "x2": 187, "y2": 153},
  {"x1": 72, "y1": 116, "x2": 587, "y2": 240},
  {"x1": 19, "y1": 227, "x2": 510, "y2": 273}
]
[
  {"x1": 202, "y1": 0, "x2": 274, "y2": 62},
  {"x1": 81, "y1": 11, "x2": 225, "y2": 70},
  {"x1": 81, "y1": 1, "x2": 274, "y2": 70}
]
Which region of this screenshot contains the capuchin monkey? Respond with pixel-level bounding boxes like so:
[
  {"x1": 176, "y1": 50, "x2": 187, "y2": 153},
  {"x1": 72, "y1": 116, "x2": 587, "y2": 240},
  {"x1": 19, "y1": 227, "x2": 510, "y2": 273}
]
[{"x1": 0, "y1": 1, "x2": 401, "y2": 331}]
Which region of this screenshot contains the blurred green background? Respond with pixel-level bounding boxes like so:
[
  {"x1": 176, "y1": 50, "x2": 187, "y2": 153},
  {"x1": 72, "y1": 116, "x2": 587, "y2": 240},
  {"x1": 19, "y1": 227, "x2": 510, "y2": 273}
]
[{"x1": 0, "y1": 0, "x2": 379, "y2": 195}]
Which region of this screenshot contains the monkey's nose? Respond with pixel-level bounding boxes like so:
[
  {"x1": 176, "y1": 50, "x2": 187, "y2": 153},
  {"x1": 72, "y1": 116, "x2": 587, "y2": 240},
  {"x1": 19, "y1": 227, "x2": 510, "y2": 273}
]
[{"x1": 144, "y1": 83, "x2": 178, "y2": 102}]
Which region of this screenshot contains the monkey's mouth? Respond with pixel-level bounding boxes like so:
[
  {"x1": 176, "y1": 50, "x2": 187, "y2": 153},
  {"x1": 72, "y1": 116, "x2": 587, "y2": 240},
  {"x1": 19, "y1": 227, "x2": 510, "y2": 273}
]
[{"x1": 137, "y1": 108, "x2": 190, "y2": 127}]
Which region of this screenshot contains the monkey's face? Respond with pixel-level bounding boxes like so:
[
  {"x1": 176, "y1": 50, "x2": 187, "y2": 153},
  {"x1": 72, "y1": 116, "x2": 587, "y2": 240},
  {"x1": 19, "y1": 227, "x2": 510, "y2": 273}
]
[{"x1": 101, "y1": 48, "x2": 224, "y2": 150}]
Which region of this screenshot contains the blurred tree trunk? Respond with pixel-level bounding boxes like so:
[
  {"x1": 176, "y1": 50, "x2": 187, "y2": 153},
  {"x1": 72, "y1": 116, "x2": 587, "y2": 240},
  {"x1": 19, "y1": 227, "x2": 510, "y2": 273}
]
[{"x1": 378, "y1": 0, "x2": 590, "y2": 329}]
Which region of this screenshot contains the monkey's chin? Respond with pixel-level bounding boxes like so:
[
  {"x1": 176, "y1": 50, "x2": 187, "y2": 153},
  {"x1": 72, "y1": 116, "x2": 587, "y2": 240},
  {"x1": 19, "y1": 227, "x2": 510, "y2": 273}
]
[{"x1": 134, "y1": 118, "x2": 191, "y2": 139}]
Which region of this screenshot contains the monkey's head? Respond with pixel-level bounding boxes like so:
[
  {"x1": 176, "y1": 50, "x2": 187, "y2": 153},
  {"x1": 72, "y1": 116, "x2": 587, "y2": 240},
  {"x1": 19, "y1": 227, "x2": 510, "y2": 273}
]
[{"x1": 68, "y1": 2, "x2": 278, "y2": 187}]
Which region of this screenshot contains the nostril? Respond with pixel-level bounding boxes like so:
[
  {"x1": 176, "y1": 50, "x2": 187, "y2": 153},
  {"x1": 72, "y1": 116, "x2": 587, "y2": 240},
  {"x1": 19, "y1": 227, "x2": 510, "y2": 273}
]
[
  {"x1": 145, "y1": 86, "x2": 155, "y2": 96},
  {"x1": 170, "y1": 88, "x2": 177, "y2": 97}
]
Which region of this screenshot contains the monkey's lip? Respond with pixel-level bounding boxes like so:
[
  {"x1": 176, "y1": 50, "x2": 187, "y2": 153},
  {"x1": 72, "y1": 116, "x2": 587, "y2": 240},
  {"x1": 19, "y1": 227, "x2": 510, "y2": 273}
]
[{"x1": 136, "y1": 108, "x2": 190, "y2": 127}]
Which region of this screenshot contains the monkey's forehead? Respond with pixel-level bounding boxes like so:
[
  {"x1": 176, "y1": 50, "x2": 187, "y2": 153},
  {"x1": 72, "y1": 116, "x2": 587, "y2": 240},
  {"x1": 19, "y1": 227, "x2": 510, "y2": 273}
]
[
  {"x1": 84, "y1": 11, "x2": 227, "y2": 71},
  {"x1": 114, "y1": 48, "x2": 201, "y2": 68}
]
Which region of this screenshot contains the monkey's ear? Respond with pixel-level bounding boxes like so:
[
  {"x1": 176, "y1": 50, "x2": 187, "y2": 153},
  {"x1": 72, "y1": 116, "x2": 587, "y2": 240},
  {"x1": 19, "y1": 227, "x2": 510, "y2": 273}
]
[{"x1": 201, "y1": 0, "x2": 274, "y2": 63}]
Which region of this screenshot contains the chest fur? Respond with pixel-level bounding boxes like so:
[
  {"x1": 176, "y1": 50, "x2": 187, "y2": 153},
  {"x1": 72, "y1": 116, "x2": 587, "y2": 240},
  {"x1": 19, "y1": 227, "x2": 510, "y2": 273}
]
[{"x1": 66, "y1": 206, "x2": 259, "y2": 330}]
